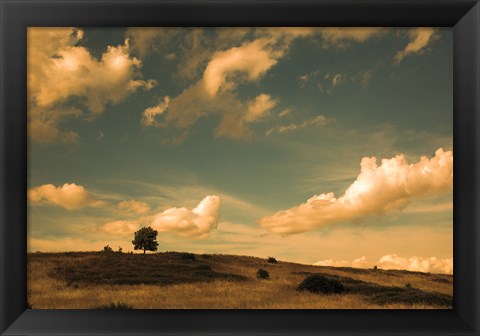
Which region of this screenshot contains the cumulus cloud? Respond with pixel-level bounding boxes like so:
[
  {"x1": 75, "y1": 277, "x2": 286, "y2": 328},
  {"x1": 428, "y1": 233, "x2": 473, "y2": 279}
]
[
  {"x1": 260, "y1": 148, "x2": 453, "y2": 234},
  {"x1": 118, "y1": 200, "x2": 150, "y2": 216},
  {"x1": 315, "y1": 254, "x2": 453, "y2": 274},
  {"x1": 150, "y1": 195, "x2": 221, "y2": 239},
  {"x1": 28, "y1": 183, "x2": 104, "y2": 210},
  {"x1": 395, "y1": 28, "x2": 437, "y2": 62},
  {"x1": 28, "y1": 27, "x2": 155, "y2": 143},
  {"x1": 265, "y1": 115, "x2": 329, "y2": 135}
]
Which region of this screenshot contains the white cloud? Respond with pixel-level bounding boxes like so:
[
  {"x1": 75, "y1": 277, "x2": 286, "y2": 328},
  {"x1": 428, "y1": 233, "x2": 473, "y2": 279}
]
[
  {"x1": 265, "y1": 115, "x2": 329, "y2": 135},
  {"x1": 118, "y1": 200, "x2": 150, "y2": 216},
  {"x1": 28, "y1": 28, "x2": 155, "y2": 144},
  {"x1": 245, "y1": 94, "x2": 278, "y2": 122},
  {"x1": 395, "y1": 28, "x2": 437, "y2": 62},
  {"x1": 260, "y1": 148, "x2": 453, "y2": 234},
  {"x1": 151, "y1": 195, "x2": 221, "y2": 239},
  {"x1": 28, "y1": 183, "x2": 104, "y2": 210},
  {"x1": 203, "y1": 38, "x2": 280, "y2": 97},
  {"x1": 102, "y1": 220, "x2": 142, "y2": 237},
  {"x1": 142, "y1": 96, "x2": 170, "y2": 126},
  {"x1": 315, "y1": 254, "x2": 453, "y2": 274}
]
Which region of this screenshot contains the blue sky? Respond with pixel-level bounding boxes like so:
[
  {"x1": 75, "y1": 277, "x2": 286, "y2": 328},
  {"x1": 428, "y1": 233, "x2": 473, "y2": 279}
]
[{"x1": 27, "y1": 27, "x2": 453, "y2": 273}]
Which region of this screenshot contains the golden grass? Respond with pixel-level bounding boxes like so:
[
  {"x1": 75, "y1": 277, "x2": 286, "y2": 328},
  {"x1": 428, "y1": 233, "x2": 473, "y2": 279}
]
[{"x1": 28, "y1": 252, "x2": 453, "y2": 309}]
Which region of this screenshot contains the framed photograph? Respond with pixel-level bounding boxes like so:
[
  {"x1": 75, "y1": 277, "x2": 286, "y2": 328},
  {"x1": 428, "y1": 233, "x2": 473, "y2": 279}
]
[{"x1": 1, "y1": 0, "x2": 479, "y2": 335}]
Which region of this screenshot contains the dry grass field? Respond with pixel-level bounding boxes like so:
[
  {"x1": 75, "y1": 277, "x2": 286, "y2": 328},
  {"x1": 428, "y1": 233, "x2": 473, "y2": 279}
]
[{"x1": 28, "y1": 252, "x2": 453, "y2": 309}]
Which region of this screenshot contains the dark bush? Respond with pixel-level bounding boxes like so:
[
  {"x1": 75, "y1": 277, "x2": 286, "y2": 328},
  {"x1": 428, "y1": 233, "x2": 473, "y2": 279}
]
[
  {"x1": 373, "y1": 265, "x2": 378, "y2": 270},
  {"x1": 297, "y1": 275, "x2": 345, "y2": 294},
  {"x1": 103, "y1": 245, "x2": 113, "y2": 252},
  {"x1": 181, "y1": 252, "x2": 196, "y2": 261},
  {"x1": 202, "y1": 253, "x2": 211, "y2": 258},
  {"x1": 96, "y1": 302, "x2": 133, "y2": 309},
  {"x1": 267, "y1": 257, "x2": 277, "y2": 264},
  {"x1": 257, "y1": 269, "x2": 270, "y2": 279},
  {"x1": 405, "y1": 282, "x2": 412, "y2": 288}
]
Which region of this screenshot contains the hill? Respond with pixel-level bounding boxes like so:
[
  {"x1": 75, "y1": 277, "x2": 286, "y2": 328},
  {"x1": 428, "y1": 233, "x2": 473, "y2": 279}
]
[{"x1": 28, "y1": 251, "x2": 453, "y2": 309}]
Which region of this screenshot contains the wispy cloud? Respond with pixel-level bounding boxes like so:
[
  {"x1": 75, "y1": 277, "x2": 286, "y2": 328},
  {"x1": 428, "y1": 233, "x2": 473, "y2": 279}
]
[
  {"x1": 395, "y1": 28, "x2": 437, "y2": 62},
  {"x1": 266, "y1": 115, "x2": 329, "y2": 136},
  {"x1": 118, "y1": 200, "x2": 150, "y2": 216}
]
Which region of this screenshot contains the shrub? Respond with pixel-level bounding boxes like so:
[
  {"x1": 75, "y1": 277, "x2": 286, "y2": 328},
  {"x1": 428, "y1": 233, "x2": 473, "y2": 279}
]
[
  {"x1": 181, "y1": 252, "x2": 196, "y2": 261},
  {"x1": 96, "y1": 302, "x2": 133, "y2": 309},
  {"x1": 373, "y1": 265, "x2": 378, "y2": 270},
  {"x1": 267, "y1": 257, "x2": 277, "y2": 264},
  {"x1": 103, "y1": 245, "x2": 113, "y2": 252},
  {"x1": 297, "y1": 275, "x2": 345, "y2": 294},
  {"x1": 202, "y1": 253, "x2": 211, "y2": 258},
  {"x1": 118, "y1": 246, "x2": 123, "y2": 253},
  {"x1": 405, "y1": 282, "x2": 412, "y2": 288},
  {"x1": 257, "y1": 268, "x2": 270, "y2": 279}
]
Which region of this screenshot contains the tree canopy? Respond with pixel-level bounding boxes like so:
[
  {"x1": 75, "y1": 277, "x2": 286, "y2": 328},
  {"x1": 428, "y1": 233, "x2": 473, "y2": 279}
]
[{"x1": 132, "y1": 226, "x2": 159, "y2": 254}]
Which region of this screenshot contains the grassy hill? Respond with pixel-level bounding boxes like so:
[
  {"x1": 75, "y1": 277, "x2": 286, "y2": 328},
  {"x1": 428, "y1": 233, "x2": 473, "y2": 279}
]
[{"x1": 28, "y1": 251, "x2": 453, "y2": 309}]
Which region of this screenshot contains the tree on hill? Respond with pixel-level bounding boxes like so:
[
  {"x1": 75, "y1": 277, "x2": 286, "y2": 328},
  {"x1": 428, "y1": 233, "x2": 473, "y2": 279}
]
[{"x1": 132, "y1": 226, "x2": 159, "y2": 254}]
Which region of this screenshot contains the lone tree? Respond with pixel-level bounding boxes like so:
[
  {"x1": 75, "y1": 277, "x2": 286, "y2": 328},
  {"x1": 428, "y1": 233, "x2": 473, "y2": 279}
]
[{"x1": 132, "y1": 226, "x2": 159, "y2": 254}]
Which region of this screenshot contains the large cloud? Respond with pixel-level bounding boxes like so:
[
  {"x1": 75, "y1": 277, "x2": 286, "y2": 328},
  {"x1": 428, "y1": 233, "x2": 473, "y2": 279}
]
[
  {"x1": 260, "y1": 148, "x2": 453, "y2": 234},
  {"x1": 140, "y1": 34, "x2": 296, "y2": 140},
  {"x1": 28, "y1": 28, "x2": 155, "y2": 144},
  {"x1": 315, "y1": 254, "x2": 453, "y2": 274},
  {"x1": 28, "y1": 183, "x2": 104, "y2": 210},
  {"x1": 150, "y1": 195, "x2": 221, "y2": 239},
  {"x1": 395, "y1": 28, "x2": 437, "y2": 62}
]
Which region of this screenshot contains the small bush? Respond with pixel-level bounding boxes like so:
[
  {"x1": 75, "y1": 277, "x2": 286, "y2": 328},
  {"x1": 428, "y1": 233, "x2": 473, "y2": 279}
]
[
  {"x1": 103, "y1": 245, "x2": 113, "y2": 252},
  {"x1": 118, "y1": 246, "x2": 123, "y2": 253},
  {"x1": 257, "y1": 268, "x2": 270, "y2": 279},
  {"x1": 297, "y1": 275, "x2": 345, "y2": 294},
  {"x1": 202, "y1": 253, "x2": 211, "y2": 258},
  {"x1": 96, "y1": 302, "x2": 133, "y2": 309},
  {"x1": 405, "y1": 282, "x2": 412, "y2": 288},
  {"x1": 181, "y1": 252, "x2": 196, "y2": 261},
  {"x1": 373, "y1": 265, "x2": 378, "y2": 270},
  {"x1": 267, "y1": 257, "x2": 277, "y2": 264}
]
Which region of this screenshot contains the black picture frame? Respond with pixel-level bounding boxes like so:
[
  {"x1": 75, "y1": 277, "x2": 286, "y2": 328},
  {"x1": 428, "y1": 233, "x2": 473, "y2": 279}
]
[{"x1": 1, "y1": 0, "x2": 479, "y2": 335}]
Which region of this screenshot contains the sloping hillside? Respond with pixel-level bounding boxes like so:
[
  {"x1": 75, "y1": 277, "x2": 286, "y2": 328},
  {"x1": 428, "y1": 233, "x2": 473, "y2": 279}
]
[{"x1": 28, "y1": 251, "x2": 453, "y2": 309}]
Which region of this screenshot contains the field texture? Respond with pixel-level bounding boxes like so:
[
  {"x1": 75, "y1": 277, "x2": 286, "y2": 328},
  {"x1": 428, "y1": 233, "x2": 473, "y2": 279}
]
[{"x1": 28, "y1": 252, "x2": 453, "y2": 309}]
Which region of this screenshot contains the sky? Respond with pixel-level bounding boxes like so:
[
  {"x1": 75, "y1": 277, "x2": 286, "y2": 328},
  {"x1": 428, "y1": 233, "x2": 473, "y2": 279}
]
[{"x1": 27, "y1": 27, "x2": 453, "y2": 274}]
